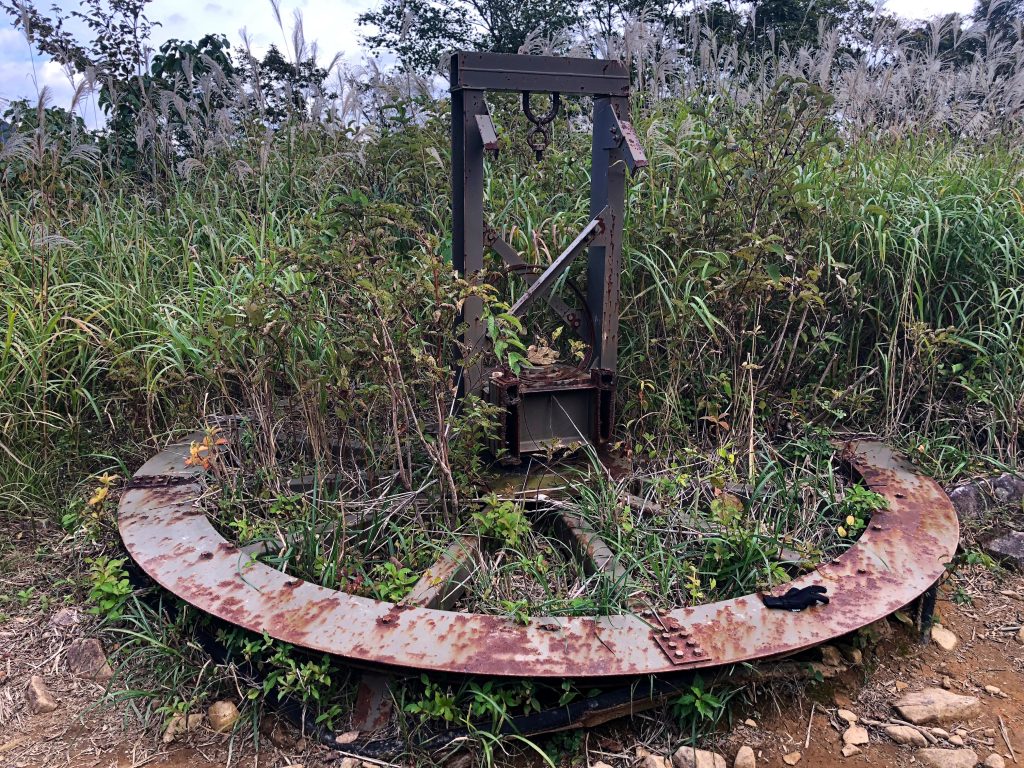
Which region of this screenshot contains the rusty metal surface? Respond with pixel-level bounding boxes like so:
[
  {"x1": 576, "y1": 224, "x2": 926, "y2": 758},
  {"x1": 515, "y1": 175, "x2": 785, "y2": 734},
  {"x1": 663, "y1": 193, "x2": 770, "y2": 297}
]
[{"x1": 120, "y1": 437, "x2": 958, "y2": 678}]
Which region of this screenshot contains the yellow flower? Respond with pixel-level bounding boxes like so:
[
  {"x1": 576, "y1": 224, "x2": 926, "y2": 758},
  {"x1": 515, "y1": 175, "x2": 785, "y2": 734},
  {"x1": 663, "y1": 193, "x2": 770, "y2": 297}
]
[
  {"x1": 88, "y1": 486, "x2": 109, "y2": 506},
  {"x1": 846, "y1": 515, "x2": 856, "y2": 526},
  {"x1": 98, "y1": 472, "x2": 120, "y2": 486},
  {"x1": 837, "y1": 525, "x2": 848, "y2": 537}
]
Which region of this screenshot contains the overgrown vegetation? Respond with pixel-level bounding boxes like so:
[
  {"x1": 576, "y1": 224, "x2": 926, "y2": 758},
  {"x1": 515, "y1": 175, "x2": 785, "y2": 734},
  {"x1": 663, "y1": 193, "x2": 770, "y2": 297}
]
[{"x1": 1, "y1": 0, "x2": 1022, "y2": 762}]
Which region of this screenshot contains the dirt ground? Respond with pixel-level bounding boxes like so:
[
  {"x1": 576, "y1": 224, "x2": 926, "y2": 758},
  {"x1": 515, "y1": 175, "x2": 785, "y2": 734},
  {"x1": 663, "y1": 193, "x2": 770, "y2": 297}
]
[{"x1": 2, "y1": 526, "x2": 1023, "y2": 768}]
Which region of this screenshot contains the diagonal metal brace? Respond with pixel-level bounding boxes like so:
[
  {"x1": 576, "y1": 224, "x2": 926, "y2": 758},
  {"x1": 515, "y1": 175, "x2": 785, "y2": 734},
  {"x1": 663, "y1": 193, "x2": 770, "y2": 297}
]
[
  {"x1": 509, "y1": 206, "x2": 608, "y2": 319},
  {"x1": 475, "y1": 113, "x2": 499, "y2": 156},
  {"x1": 486, "y1": 229, "x2": 589, "y2": 340}
]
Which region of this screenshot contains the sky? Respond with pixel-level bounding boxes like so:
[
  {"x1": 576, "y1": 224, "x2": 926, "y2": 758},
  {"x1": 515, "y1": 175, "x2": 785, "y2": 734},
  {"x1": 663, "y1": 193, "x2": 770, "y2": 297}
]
[{"x1": 0, "y1": 0, "x2": 976, "y2": 120}]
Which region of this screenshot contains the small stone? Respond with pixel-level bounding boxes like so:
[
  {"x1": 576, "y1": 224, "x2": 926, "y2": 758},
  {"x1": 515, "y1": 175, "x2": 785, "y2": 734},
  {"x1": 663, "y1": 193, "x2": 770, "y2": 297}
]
[
  {"x1": 885, "y1": 725, "x2": 928, "y2": 747},
  {"x1": 1017, "y1": 627, "x2": 1024, "y2": 644},
  {"x1": 65, "y1": 638, "x2": 114, "y2": 682},
  {"x1": 821, "y1": 645, "x2": 844, "y2": 667},
  {"x1": 984, "y1": 685, "x2": 1005, "y2": 697},
  {"x1": 782, "y1": 752, "x2": 802, "y2": 766},
  {"x1": 955, "y1": 729, "x2": 968, "y2": 737},
  {"x1": 282, "y1": 765, "x2": 304, "y2": 768},
  {"x1": 841, "y1": 745, "x2": 861, "y2": 757},
  {"x1": 834, "y1": 691, "x2": 855, "y2": 709},
  {"x1": 895, "y1": 681, "x2": 910, "y2": 691},
  {"x1": 444, "y1": 755, "x2": 473, "y2": 768},
  {"x1": 207, "y1": 700, "x2": 239, "y2": 732},
  {"x1": 916, "y1": 748, "x2": 979, "y2": 768},
  {"x1": 260, "y1": 716, "x2": 299, "y2": 749},
  {"x1": 931, "y1": 728, "x2": 950, "y2": 739},
  {"x1": 894, "y1": 687, "x2": 982, "y2": 725},
  {"x1": 984, "y1": 728, "x2": 997, "y2": 738},
  {"x1": 639, "y1": 754, "x2": 671, "y2": 768},
  {"x1": 339, "y1": 760, "x2": 360, "y2": 768},
  {"x1": 336, "y1": 731, "x2": 360, "y2": 744},
  {"x1": 984, "y1": 755, "x2": 1007, "y2": 768},
  {"x1": 671, "y1": 746, "x2": 726, "y2": 768},
  {"x1": 942, "y1": 677, "x2": 953, "y2": 690},
  {"x1": 50, "y1": 608, "x2": 80, "y2": 628},
  {"x1": 931, "y1": 625, "x2": 959, "y2": 651},
  {"x1": 948, "y1": 735, "x2": 965, "y2": 746},
  {"x1": 843, "y1": 725, "x2": 869, "y2": 746},
  {"x1": 744, "y1": 718, "x2": 757, "y2": 728},
  {"x1": 733, "y1": 745, "x2": 755, "y2": 768},
  {"x1": 862, "y1": 618, "x2": 893, "y2": 642},
  {"x1": 163, "y1": 712, "x2": 204, "y2": 743},
  {"x1": 841, "y1": 647, "x2": 863, "y2": 665},
  {"x1": 26, "y1": 676, "x2": 58, "y2": 714},
  {"x1": 837, "y1": 709, "x2": 858, "y2": 724},
  {"x1": 591, "y1": 763, "x2": 614, "y2": 768}
]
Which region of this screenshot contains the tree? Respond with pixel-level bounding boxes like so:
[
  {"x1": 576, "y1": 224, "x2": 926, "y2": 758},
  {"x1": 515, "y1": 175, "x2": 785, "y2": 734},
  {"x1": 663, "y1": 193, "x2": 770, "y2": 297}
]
[
  {"x1": 358, "y1": 0, "x2": 580, "y2": 74},
  {"x1": 235, "y1": 44, "x2": 335, "y2": 124}
]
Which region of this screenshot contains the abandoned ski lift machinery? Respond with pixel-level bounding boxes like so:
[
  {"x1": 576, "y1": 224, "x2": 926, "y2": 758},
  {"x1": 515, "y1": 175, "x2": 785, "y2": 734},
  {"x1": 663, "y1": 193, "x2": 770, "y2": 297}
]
[
  {"x1": 451, "y1": 52, "x2": 646, "y2": 462},
  {"x1": 118, "y1": 52, "x2": 959, "y2": 745}
]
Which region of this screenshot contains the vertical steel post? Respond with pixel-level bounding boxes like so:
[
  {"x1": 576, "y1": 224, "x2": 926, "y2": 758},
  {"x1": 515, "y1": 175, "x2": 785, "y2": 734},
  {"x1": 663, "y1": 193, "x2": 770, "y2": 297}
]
[
  {"x1": 451, "y1": 55, "x2": 487, "y2": 394},
  {"x1": 587, "y1": 97, "x2": 627, "y2": 372}
]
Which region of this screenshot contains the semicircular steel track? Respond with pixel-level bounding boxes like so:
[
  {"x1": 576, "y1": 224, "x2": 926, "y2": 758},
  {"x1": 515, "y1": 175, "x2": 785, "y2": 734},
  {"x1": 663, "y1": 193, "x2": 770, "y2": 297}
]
[{"x1": 118, "y1": 437, "x2": 958, "y2": 678}]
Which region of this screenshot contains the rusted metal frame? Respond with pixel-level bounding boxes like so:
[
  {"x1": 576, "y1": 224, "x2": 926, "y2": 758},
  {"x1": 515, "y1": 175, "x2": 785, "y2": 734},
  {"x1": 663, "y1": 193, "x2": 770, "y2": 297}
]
[
  {"x1": 451, "y1": 52, "x2": 630, "y2": 96},
  {"x1": 120, "y1": 436, "x2": 959, "y2": 678},
  {"x1": 588, "y1": 95, "x2": 627, "y2": 372},
  {"x1": 540, "y1": 500, "x2": 629, "y2": 585},
  {"x1": 508, "y1": 209, "x2": 608, "y2": 320}
]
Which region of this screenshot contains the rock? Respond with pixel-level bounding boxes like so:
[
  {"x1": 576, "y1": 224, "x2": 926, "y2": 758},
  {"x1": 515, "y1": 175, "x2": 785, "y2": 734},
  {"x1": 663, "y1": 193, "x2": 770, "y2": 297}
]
[
  {"x1": 943, "y1": 677, "x2": 954, "y2": 689},
  {"x1": 339, "y1": 760, "x2": 360, "y2": 768},
  {"x1": 207, "y1": 700, "x2": 239, "y2": 732},
  {"x1": 955, "y1": 729, "x2": 968, "y2": 738},
  {"x1": 834, "y1": 692, "x2": 855, "y2": 709},
  {"x1": 25, "y1": 676, "x2": 58, "y2": 714},
  {"x1": 992, "y1": 473, "x2": 1024, "y2": 504},
  {"x1": 932, "y1": 728, "x2": 950, "y2": 739},
  {"x1": 916, "y1": 748, "x2": 979, "y2": 768},
  {"x1": 843, "y1": 725, "x2": 869, "y2": 746},
  {"x1": 821, "y1": 645, "x2": 844, "y2": 667},
  {"x1": 862, "y1": 618, "x2": 893, "y2": 642},
  {"x1": 260, "y1": 716, "x2": 300, "y2": 749},
  {"x1": 841, "y1": 647, "x2": 863, "y2": 665},
  {"x1": 1017, "y1": 627, "x2": 1024, "y2": 644},
  {"x1": 984, "y1": 531, "x2": 1024, "y2": 570},
  {"x1": 782, "y1": 752, "x2": 801, "y2": 766},
  {"x1": 841, "y1": 745, "x2": 861, "y2": 757},
  {"x1": 949, "y1": 735, "x2": 966, "y2": 747},
  {"x1": 640, "y1": 754, "x2": 671, "y2": 768},
  {"x1": 163, "y1": 712, "x2": 204, "y2": 743},
  {"x1": 948, "y1": 484, "x2": 986, "y2": 520},
  {"x1": 984, "y1": 755, "x2": 1007, "y2": 768},
  {"x1": 671, "y1": 746, "x2": 726, "y2": 768},
  {"x1": 336, "y1": 731, "x2": 360, "y2": 744},
  {"x1": 733, "y1": 746, "x2": 755, "y2": 768},
  {"x1": 50, "y1": 608, "x2": 80, "y2": 628},
  {"x1": 65, "y1": 638, "x2": 114, "y2": 682},
  {"x1": 984, "y1": 685, "x2": 1005, "y2": 697},
  {"x1": 591, "y1": 763, "x2": 614, "y2": 768},
  {"x1": 744, "y1": 719, "x2": 757, "y2": 728},
  {"x1": 885, "y1": 725, "x2": 928, "y2": 747},
  {"x1": 837, "y1": 709, "x2": 858, "y2": 724},
  {"x1": 895, "y1": 681, "x2": 910, "y2": 692},
  {"x1": 931, "y1": 625, "x2": 959, "y2": 651},
  {"x1": 894, "y1": 688, "x2": 982, "y2": 725}
]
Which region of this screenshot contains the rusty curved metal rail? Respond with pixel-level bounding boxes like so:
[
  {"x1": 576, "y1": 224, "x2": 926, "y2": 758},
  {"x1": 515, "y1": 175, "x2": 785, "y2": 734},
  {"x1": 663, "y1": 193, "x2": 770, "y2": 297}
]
[{"x1": 118, "y1": 438, "x2": 958, "y2": 678}]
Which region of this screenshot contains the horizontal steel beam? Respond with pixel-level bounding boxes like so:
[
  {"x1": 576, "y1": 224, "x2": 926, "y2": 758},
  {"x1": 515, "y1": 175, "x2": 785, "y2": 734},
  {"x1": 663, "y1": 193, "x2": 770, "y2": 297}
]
[{"x1": 451, "y1": 52, "x2": 630, "y2": 96}]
